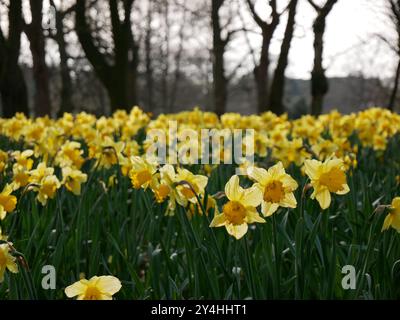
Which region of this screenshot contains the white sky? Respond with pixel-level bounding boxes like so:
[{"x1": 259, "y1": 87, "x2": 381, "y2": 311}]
[
  {"x1": 271, "y1": 0, "x2": 395, "y2": 79},
  {"x1": 2, "y1": 0, "x2": 397, "y2": 81}
]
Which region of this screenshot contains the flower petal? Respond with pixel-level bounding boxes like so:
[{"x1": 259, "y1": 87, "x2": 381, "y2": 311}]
[
  {"x1": 247, "y1": 166, "x2": 267, "y2": 183},
  {"x1": 210, "y1": 213, "x2": 227, "y2": 227},
  {"x1": 281, "y1": 192, "x2": 297, "y2": 208},
  {"x1": 315, "y1": 189, "x2": 331, "y2": 210},
  {"x1": 261, "y1": 202, "x2": 279, "y2": 217},
  {"x1": 226, "y1": 223, "x2": 248, "y2": 240},
  {"x1": 96, "y1": 276, "x2": 122, "y2": 295},
  {"x1": 304, "y1": 159, "x2": 320, "y2": 180},
  {"x1": 241, "y1": 185, "x2": 262, "y2": 207},
  {"x1": 225, "y1": 175, "x2": 243, "y2": 201},
  {"x1": 65, "y1": 280, "x2": 87, "y2": 298}
]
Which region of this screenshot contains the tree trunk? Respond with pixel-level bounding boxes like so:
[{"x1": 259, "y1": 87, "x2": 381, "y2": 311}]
[
  {"x1": 75, "y1": 0, "x2": 137, "y2": 113},
  {"x1": 212, "y1": 0, "x2": 227, "y2": 116},
  {"x1": 1, "y1": 67, "x2": 29, "y2": 118},
  {"x1": 310, "y1": 17, "x2": 328, "y2": 116},
  {"x1": 309, "y1": 0, "x2": 337, "y2": 116},
  {"x1": 25, "y1": 0, "x2": 52, "y2": 117},
  {"x1": 54, "y1": 8, "x2": 74, "y2": 117},
  {"x1": 388, "y1": 56, "x2": 400, "y2": 111},
  {"x1": 145, "y1": 0, "x2": 154, "y2": 112},
  {"x1": 255, "y1": 31, "x2": 272, "y2": 114},
  {"x1": 269, "y1": 0, "x2": 298, "y2": 115},
  {"x1": 0, "y1": 0, "x2": 29, "y2": 117}
]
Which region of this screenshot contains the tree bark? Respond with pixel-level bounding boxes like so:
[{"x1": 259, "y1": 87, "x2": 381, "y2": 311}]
[
  {"x1": 52, "y1": 2, "x2": 75, "y2": 117},
  {"x1": 309, "y1": 0, "x2": 337, "y2": 115},
  {"x1": 75, "y1": 0, "x2": 138, "y2": 113},
  {"x1": 269, "y1": 0, "x2": 298, "y2": 115},
  {"x1": 388, "y1": 56, "x2": 400, "y2": 111},
  {"x1": 255, "y1": 30, "x2": 273, "y2": 113},
  {"x1": 246, "y1": 0, "x2": 280, "y2": 114},
  {"x1": 0, "y1": 0, "x2": 29, "y2": 117},
  {"x1": 145, "y1": 0, "x2": 154, "y2": 112},
  {"x1": 211, "y1": 0, "x2": 227, "y2": 116},
  {"x1": 25, "y1": 0, "x2": 52, "y2": 117}
]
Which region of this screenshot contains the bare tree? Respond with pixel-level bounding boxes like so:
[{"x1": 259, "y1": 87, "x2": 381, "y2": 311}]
[
  {"x1": 269, "y1": 0, "x2": 298, "y2": 115},
  {"x1": 144, "y1": 0, "x2": 154, "y2": 112},
  {"x1": 308, "y1": 0, "x2": 338, "y2": 115},
  {"x1": 75, "y1": 0, "x2": 138, "y2": 112},
  {"x1": 379, "y1": 0, "x2": 400, "y2": 111},
  {"x1": 168, "y1": 0, "x2": 188, "y2": 112},
  {"x1": 211, "y1": 0, "x2": 228, "y2": 116},
  {"x1": 24, "y1": 0, "x2": 52, "y2": 116},
  {"x1": 0, "y1": 0, "x2": 29, "y2": 117},
  {"x1": 49, "y1": 0, "x2": 76, "y2": 116},
  {"x1": 246, "y1": 0, "x2": 281, "y2": 113}
]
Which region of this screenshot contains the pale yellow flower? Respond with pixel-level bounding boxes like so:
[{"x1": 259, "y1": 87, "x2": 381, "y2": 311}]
[
  {"x1": 382, "y1": 197, "x2": 400, "y2": 232},
  {"x1": 248, "y1": 162, "x2": 298, "y2": 216},
  {"x1": 65, "y1": 275, "x2": 122, "y2": 300},
  {"x1": 210, "y1": 175, "x2": 264, "y2": 239},
  {"x1": 304, "y1": 158, "x2": 350, "y2": 210},
  {"x1": 0, "y1": 184, "x2": 17, "y2": 220},
  {"x1": 0, "y1": 243, "x2": 18, "y2": 283}
]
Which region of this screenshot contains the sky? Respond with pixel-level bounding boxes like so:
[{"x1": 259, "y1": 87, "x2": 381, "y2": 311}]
[
  {"x1": 228, "y1": 0, "x2": 396, "y2": 80},
  {"x1": 2, "y1": 0, "x2": 397, "y2": 81},
  {"x1": 274, "y1": 0, "x2": 395, "y2": 79}
]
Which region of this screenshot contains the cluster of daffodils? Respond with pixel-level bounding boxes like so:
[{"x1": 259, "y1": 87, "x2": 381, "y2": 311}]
[
  {"x1": 210, "y1": 158, "x2": 350, "y2": 239},
  {"x1": 0, "y1": 106, "x2": 399, "y2": 298}
]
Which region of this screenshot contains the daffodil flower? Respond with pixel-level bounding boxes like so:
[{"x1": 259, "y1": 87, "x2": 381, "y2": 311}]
[
  {"x1": 0, "y1": 243, "x2": 18, "y2": 283},
  {"x1": 304, "y1": 158, "x2": 350, "y2": 210},
  {"x1": 65, "y1": 275, "x2": 122, "y2": 300},
  {"x1": 382, "y1": 197, "x2": 400, "y2": 232},
  {"x1": 248, "y1": 162, "x2": 298, "y2": 217},
  {"x1": 62, "y1": 167, "x2": 88, "y2": 195},
  {"x1": 210, "y1": 175, "x2": 264, "y2": 240},
  {"x1": 0, "y1": 184, "x2": 17, "y2": 220},
  {"x1": 129, "y1": 156, "x2": 158, "y2": 190}
]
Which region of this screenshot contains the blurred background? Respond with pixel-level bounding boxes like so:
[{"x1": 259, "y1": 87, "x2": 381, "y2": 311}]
[{"x1": 0, "y1": 0, "x2": 399, "y2": 118}]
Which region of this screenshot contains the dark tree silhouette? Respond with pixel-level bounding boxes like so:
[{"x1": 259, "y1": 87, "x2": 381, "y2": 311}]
[
  {"x1": 0, "y1": 0, "x2": 29, "y2": 117},
  {"x1": 269, "y1": 0, "x2": 298, "y2": 115},
  {"x1": 382, "y1": 0, "x2": 400, "y2": 111},
  {"x1": 308, "y1": 0, "x2": 338, "y2": 115},
  {"x1": 211, "y1": 0, "x2": 228, "y2": 116},
  {"x1": 75, "y1": 0, "x2": 138, "y2": 112},
  {"x1": 49, "y1": 0, "x2": 76, "y2": 117},
  {"x1": 24, "y1": 0, "x2": 52, "y2": 117},
  {"x1": 246, "y1": 0, "x2": 281, "y2": 114}
]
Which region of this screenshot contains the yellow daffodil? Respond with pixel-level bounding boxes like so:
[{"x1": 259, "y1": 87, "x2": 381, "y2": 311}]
[
  {"x1": 0, "y1": 184, "x2": 17, "y2": 220},
  {"x1": 11, "y1": 165, "x2": 30, "y2": 190},
  {"x1": 56, "y1": 141, "x2": 85, "y2": 169},
  {"x1": 29, "y1": 162, "x2": 54, "y2": 184},
  {"x1": 159, "y1": 164, "x2": 178, "y2": 215},
  {"x1": 150, "y1": 175, "x2": 171, "y2": 204},
  {"x1": 248, "y1": 162, "x2": 298, "y2": 216},
  {"x1": 175, "y1": 168, "x2": 208, "y2": 207},
  {"x1": 382, "y1": 197, "x2": 400, "y2": 232},
  {"x1": 11, "y1": 149, "x2": 34, "y2": 170},
  {"x1": 0, "y1": 150, "x2": 8, "y2": 173},
  {"x1": 36, "y1": 175, "x2": 61, "y2": 206},
  {"x1": 210, "y1": 175, "x2": 264, "y2": 239},
  {"x1": 0, "y1": 243, "x2": 18, "y2": 283},
  {"x1": 97, "y1": 137, "x2": 125, "y2": 169},
  {"x1": 62, "y1": 167, "x2": 88, "y2": 195},
  {"x1": 129, "y1": 156, "x2": 158, "y2": 190},
  {"x1": 304, "y1": 158, "x2": 350, "y2": 210},
  {"x1": 0, "y1": 227, "x2": 7, "y2": 241},
  {"x1": 65, "y1": 275, "x2": 122, "y2": 300}
]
